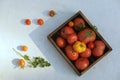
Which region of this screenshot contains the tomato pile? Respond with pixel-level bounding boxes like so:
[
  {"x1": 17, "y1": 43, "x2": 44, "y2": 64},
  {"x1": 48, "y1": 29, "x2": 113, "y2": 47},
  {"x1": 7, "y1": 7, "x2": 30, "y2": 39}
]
[{"x1": 55, "y1": 17, "x2": 106, "y2": 71}]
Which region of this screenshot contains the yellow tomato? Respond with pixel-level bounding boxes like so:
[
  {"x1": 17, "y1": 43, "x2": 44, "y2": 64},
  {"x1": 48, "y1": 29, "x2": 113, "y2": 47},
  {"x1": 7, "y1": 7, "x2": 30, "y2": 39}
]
[{"x1": 73, "y1": 41, "x2": 86, "y2": 53}]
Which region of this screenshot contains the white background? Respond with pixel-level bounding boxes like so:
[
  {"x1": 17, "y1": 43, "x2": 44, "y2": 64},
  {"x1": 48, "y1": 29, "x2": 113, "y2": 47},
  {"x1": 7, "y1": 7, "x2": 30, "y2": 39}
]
[{"x1": 0, "y1": 0, "x2": 120, "y2": 80}]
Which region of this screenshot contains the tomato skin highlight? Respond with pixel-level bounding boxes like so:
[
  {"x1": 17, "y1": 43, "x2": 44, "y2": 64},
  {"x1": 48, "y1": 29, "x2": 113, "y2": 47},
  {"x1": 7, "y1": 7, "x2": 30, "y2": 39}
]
[
  {"x1": 75, "y1": 58, "x2": 89, "y2": 70},
  {"x1": 18, "y1": 59, "x2": 25, "y2": 68},
  {"x1": 65, "y1": 45, "x2": 79, "y2": 61},
  {"x1": 56, "y1": 37, "x2": 66, "y2": 48}
]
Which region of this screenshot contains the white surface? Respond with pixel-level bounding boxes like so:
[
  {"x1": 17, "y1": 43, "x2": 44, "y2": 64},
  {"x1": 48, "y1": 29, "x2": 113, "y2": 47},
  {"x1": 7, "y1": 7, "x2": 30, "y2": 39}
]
[{"x1": 0, "y1": 0, "x2": 120, "y2": 80}]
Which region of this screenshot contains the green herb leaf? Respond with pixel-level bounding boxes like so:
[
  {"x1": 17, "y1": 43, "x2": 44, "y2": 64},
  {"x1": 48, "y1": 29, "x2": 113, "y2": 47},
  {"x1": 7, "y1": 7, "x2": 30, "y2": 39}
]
[
  {"x1": 24, "y1": 55, "x2": 30, "y2": 61},
  {"x1": 13, "y1": 48, "x2": 30, "y2": 61},
  {"x1": 92, "y1": 25, "x2": 98, "y2": 31},
  {"x1": 86, "y1": 32, "x2": 92, "y2": 37}
]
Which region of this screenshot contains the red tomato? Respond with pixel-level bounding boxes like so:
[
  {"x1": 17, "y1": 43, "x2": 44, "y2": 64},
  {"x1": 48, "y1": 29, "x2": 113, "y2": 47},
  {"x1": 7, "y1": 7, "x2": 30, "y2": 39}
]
[
  {"x1": 87, "y1": 42, "x2": 94, "y2": 49},
  {"x1": 91, "y1": 40, "x2": 106, "y2": 57},
  {"x1": 94, "y1": 40, "x2": 105, "y2": 50},
  {"x1": 74, "y1": 18, "x2": 85, "y2": 26},
  {"x1": 75, "y1": 58, "x2": 89, "y2": 70},
  {"x1": 37, "y1": 19, "x2": 44, "y2": 25},
  {"x1": 78, "y1": 28, "x2": 96, "y2": 44},
  {"x1": 65, "y1": 45, "x2": 79, "y2": 61},
  {"x1": 80, "y1": 48, "x2": 91, "y2": 58},
  {"x1": 67, "y1": 33, "x2": 78, "y2": 44},
  {"x1": 60, "y1": 26, "x2": 75, "y2": 39},
  {"x1": 25, "y1": 19, "x2": 31, "y2": 25},
  {"x1": 56, "y1": 37, "x2": 66, "y2": 48},
  {"x1": 92, "y1": 48, "x2": 104, "y2": 57}
]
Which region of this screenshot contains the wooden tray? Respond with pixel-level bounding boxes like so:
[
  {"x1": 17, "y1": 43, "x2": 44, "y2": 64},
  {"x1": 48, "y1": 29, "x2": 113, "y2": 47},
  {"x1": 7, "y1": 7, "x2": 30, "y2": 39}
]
[{"x1": 47, "y1": 11, "x2": 112, "y2": 76}]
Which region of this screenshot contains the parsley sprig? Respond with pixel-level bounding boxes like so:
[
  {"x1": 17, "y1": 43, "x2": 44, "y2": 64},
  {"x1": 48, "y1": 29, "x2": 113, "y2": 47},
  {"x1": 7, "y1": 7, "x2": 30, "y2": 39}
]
[{"x1": 13, "y1": 48, "x2": 51, "y2": 68}]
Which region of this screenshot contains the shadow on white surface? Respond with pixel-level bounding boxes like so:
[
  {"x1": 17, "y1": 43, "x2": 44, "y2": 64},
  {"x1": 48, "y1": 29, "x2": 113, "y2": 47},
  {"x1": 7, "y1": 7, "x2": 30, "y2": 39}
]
[
  {"x1": 42, "y1": 10, "x2": 50, "y2": 17},
  {"x1": 17, "y1": 45, "x2": 22, "y2": 51},
  {"x1": 32, "y1": 18, "x2": 38, "y2": 25},
  {"x1": 20, "y1": 19, "x2": 26, "y2": 25},
  {"x1": 12, "y1": 58, "x2": 19, "y2": 68},
  {"x1": 29, "y1": 11, "x2": 79, "y2": 77}
]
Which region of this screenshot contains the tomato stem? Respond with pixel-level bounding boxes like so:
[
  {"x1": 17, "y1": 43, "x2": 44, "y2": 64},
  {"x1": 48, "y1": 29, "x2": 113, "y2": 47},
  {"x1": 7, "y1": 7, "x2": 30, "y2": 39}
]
[{"x1": 13, "y1": 48, "x2": 24, "y2": 58}]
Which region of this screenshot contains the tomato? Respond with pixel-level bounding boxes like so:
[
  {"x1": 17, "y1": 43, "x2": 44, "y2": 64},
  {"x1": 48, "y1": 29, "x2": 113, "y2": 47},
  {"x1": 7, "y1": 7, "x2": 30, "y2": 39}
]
[
  {"x1": 75, "y1": 58, "x2": 89, "y2": 70},
  {"x1": 18, "y1": 59, "x2": 25, "y2": 68},
  {"x1": 87, "y1": 42, "x2": 94, "y2": 49},
  {"x1": 80, "y1": 48, "x2": 91, "y2": 58},
  {"x1": 49, "y1": 10, "x2": 55, "y2": 17},
  {"x1": 74, "y1": 17, "x2": 85, "y2": 26},
  {"x1": 21, "y1": 45, "x2": 28, "y2": 52},
  {"x1": 73, "y1": 18, "x2": 85, "y2": 31},
  {"x1": 92, "y1": 40, "x2": 106, "y2": 57},
  {"x1": 67, "y1": 33, "x2": 78, "y2": 44},
  {"x1": 68, "y1": 21, "x2": 74, "y2": 27},
  {"x1": 78, "y1": 28, "x2": 96, "y2": 44},
  {"x1": 92, "y1": 48, "x2": 104, "y2": 57},
  {"x1": 37, "y1": 19, "x2": 44, "y2": 25},
  {"x1": 65, "y1": 45, "x2": 79, "y2": 61},
  {"x1": 94, "y1": 40, "x2": 105, "y2": 50},
  {"x1": 25, "y1": 19, "x2": 31, "y2": 25},
  {"x1": 60, "y1": 26, "x2": 75, "y2": 39},
  {"x1": 56, "y1": 37, "x2": 66, "y2": 48},
  {"x1": 73, "y1": 41, "x2": 86, "y2": 53}
]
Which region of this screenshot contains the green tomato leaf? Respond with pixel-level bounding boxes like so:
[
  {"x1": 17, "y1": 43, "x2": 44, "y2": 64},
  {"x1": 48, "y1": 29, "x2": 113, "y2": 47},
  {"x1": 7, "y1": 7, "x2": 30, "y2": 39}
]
[{"x1": 86, "y1": 32, "x2": 92, "y2": 37}]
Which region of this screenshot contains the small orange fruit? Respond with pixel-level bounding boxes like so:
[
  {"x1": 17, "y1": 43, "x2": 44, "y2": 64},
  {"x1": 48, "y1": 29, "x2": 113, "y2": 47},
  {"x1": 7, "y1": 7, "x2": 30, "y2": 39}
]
[
  {"x1": 68, "y1": 21, "x2": 74, "y2": 27},
  {"x1": 49, "y1": 10, "x2": 56, "y2": 17},
  {"x1": 25, "y1": 19, "x2": 31, "y2": 25},
  {"x1": 37, "y1": 19, "x2": 44, "y2": 25},
  {"x1": 18, "y1": 59, "x2": 25, "y2": 68},
  {"x1": 21, "y1": 45, "x2": 28, "y2": 52}
]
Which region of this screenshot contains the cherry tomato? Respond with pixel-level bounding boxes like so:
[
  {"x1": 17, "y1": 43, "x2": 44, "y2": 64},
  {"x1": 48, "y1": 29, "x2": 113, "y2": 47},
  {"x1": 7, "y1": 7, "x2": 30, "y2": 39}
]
[
  {"x1": 25, "y1": 19, "x2": 31, "y2": 25},
  {"x1": 75, "y1": 58, "x2": 89, "y2": 70},
  {"x1": 18, "y1": 59, "x2": 25, "y2": 68},
  {"x1": 60, "y1": 26, "x2": 75, "y2": 39},
  {"x1": 49, "y1": 10, "x2": 55, "y2": 17},
  {"x1": 21, "y1": 45, "x2": 28, "y2": 52},
  {"x1": 80, "y1": 48, "x2": 91, "y2": 58},
  {"x1": 68, "y1": 21, "x2": 74, "y2": 27},
  {"x1": 37, "y1": 19, "x2": 44, "y2": 25},
  {"x1": 56, "y1": 37, "x2": 66, "y2": 48},
  {"x1": 65, "y1": 45, "x2": 79, "y2": 61},
  {"x1": 67, "y1": 33, "x2": 78, "y2": 44},
  {"x1": 87, "y1": 42, "x2": 94, "y2": 49}
]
